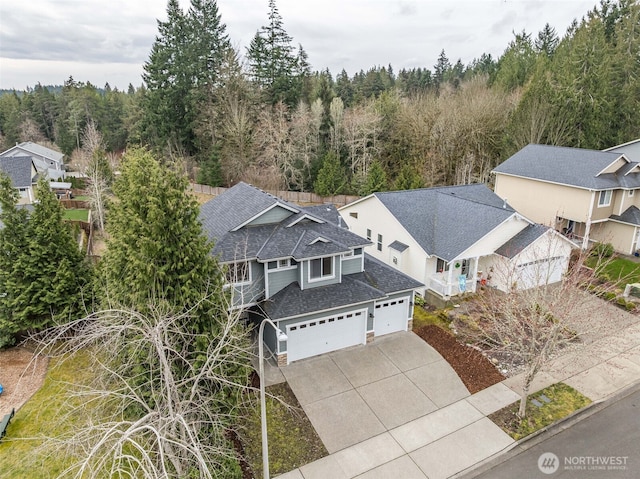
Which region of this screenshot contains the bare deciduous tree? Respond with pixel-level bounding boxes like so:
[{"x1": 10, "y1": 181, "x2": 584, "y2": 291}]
[
  {"x1": 459, "y1": 241, "x2": 620, "y2": 418},
  {"x1": 32, "y1": 294, "x2": 251, "y2": 479}
]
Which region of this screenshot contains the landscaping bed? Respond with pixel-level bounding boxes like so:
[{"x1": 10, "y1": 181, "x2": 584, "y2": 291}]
[
  {"x1": 238, "y1": 381, "x2": 327, "y2": 479},
  {"x1": 489, "y1": 382, "x2": 591, "y2": 440},
  {"x1": 413, "y1": 324, "x2": 505, "y2": 393}
]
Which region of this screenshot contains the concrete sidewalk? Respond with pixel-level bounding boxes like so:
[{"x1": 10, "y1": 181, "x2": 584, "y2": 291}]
[{"x1": 274, "y1": 320, "x2": 640, "y2": 479}]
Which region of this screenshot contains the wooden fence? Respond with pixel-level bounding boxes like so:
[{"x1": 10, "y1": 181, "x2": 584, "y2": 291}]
[{"x1": 189, "y1": 183, "x2": 361, "y2": 207}]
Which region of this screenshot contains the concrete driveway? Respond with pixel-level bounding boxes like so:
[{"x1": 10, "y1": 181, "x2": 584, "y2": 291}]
[{"x1": 281, "y1": 331, "x2": 470, "y2": 454}]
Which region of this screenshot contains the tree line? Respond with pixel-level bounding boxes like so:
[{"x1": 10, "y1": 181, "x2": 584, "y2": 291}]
[{"x1": 0, "y1": 0, "x2": 638, "y2": 195}]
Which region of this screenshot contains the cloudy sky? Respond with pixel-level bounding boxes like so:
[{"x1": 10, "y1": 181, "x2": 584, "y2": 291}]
[{"x1": 0, "y1": 0, "x2": 597, "y2": 91}]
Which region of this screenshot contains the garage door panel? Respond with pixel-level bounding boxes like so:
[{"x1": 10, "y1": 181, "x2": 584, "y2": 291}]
[
  {"x1": 374, "y1": 296, "x2": 410, "y2": 336},
  {"x1": 286, "y1": 310, "x2": 367, "y2": 363}
]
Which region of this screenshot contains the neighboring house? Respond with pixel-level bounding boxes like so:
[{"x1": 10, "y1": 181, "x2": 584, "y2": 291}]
[
  {"x1": 339, "y1": 184, "x2": 573, "y2": 299},
  {"x1": 493, "y1": 143, "x2": 640, "y2": 254},
  {"x1": 605, "y1": 138, "x2": 640, "y2": 163},
  {"x1": 0, "y1": 141, "x2": 65, "y2": 180},
  {"x1": 199, "y1": 182, "x2": 423, "y2": 365},
  {"x1": 0, "y1": 156, "x2": 37, "y2": 204}
]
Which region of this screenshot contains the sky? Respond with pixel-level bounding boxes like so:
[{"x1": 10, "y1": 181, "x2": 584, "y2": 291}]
[{"x1": 0, "y1": 0, "x2": 598, "y2": 91}]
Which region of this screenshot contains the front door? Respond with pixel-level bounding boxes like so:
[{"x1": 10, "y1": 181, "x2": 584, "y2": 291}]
[{"x1": 461, "y1": 259, "x2": 470, "y2": 278}]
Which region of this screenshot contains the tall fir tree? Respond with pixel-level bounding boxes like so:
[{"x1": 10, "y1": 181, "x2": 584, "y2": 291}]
[{"x1": 0, "y1": 176, "x2": 90, "y2": 347}]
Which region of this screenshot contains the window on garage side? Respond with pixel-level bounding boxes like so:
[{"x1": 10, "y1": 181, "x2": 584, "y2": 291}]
[
  {"x1": 310, "y1": 256, "x2": 334, "y2": 280},
  {"x1": 377, "y1": 234, "x2": 383, "y2": 251},
  {"x1": 366, "y1": 228, "x2": 372, "y2": 241}
]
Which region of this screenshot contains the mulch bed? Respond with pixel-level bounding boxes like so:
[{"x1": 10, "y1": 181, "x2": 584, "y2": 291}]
[{"x1": 413, "y1": 325, "x2": 505, "y2": 394}]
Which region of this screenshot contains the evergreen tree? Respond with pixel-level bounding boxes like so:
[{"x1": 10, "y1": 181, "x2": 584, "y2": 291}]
[
  {"x1": 535, "y1": 23, "x2": 560, "y2": 57},
  {"x1": 246, "y1": 0, "x2": 309, "y2": 106},
  {"x1": 361, "y1": 160, "x2": 388, "y2": 195},
  {"x1": 314, "y1": 152, "x2": 347, "y2": 196},
  {"x1": 0, "y1": 176, "x2": 90, "y2": 347},
  {"x1": 394, "y1": 164, "x2": 424, "y2": 190},
  {"x1": 492, "y1": 30, "x2": 537, "y2": 90},
  {"x1": 98, "y1": 148, "x2": 224, "y2": 331},
  {"x1": 433, "y1": 49, "x2": 451, "y2": 86}
]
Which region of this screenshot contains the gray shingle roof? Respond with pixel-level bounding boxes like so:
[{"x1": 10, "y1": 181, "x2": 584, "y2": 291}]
[
  {"x1": 375, "y1": 184, "x2": 515, "y2": 262},
  {"x1": 493, "y1": 144, "x2": 640, "y2": 190},
  {"x1": 611, "y1": 206, "x2": 640, "y2": 226},
  {"x1": 389, "y1": 240, "x2": 409, "y2": 252},
  {"x1": 200, "y1": 182, "x2": 370, "y2": 263},
  {"x1": 0, "y1": 156, "x2": 34, "y2": 187},
  {"x1": 495, "y1": 224, "x2": 548, "y2": 259},
  {"x1": 302, "y1": 204, "x2": 344, "y2": 226},
  {"x1": 262, "y1": 254, "x2": 423, "y2": 320}
]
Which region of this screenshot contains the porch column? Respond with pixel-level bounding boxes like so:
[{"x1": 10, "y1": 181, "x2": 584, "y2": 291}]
[
  {"x1": 582, "y1": 221, "x2": 592, "y2": 250},
  {"x1": 446, "y1": 264, "x2": 454, "y2": 297},
  {"x1": 471, "y1": 257, "x2": 479, "y2": 293}
]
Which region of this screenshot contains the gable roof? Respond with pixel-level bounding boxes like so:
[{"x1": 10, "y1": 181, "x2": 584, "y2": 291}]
[
  {"x1": 493, "y1": 144, "x2": 640, "y2": 190},
  {"x1": 610, "y1": 205, "x2": 640, "y2": 227},
  {"x1": 0, "y1": 156, "x2": 35, "y2": 188},
  {"x1": 262, "y1": 254, "x2": 423, "y2": 320},
  {"x1": 495, "y1": 223, "x2": 548, "y2": 259},
  {"x1": 373, "y1": 184, "x2": 517, "y2": 262},
  {"x1": 199, "y1": 182, "x2": 370, "y2": 263},
  {"x1": 0, "y1": 142, "x2": 64, "y2": 163}
]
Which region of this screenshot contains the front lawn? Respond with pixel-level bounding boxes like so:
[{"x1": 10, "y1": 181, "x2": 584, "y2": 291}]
[
  {"x1": 412, "y1": 305, "x2": 450, "y2": 330},
  {"x1": 62, "y1": 208, "x2": 89, "y2": 222},
  {"x1": 489, "y1": 382, "x2": 591, "y2": 440},
  {"x1": 588, "y1": 255, "x2": 640, "y2": 286},
  {"x1": 0, "y1": 351, "x2": 96, "y2": 478},
  {"x1": 238, "y1": 382, "x2": 327, "y2": 478}
]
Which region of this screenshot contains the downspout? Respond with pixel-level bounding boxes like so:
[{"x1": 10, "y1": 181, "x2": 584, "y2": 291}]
[{"x1": 583, "y1": 191, "x2": 596, "y2": 250}]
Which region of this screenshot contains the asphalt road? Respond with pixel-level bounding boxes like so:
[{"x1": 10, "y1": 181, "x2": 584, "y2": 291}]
[{"x1": 470, "y1": 384, "x2": 640, "y2": 479}]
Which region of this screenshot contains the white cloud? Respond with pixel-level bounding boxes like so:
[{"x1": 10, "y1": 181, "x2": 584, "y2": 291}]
[{"x1": 0, "y1": 0, "x2": 597, "y2": 90}]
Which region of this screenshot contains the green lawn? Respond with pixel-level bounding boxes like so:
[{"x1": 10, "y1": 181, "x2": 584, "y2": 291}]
[
  {"x1": 0, "y1": 351, "x2": 96, "y2": 478},
  {"x1": 72, "y1": 195, "x2": 90, "y2": 201},
  {"x1": 588, "y1": 255, "x2": 640, "y2": 286},
  {"x1": 62, "y1": 209, "x2": 89, "y2": 222},
  {"x1": 239, "y1": 382, "x2": 327, "y2": 478},
  {"x1": 489, "y1": 383, "x2": 591, "y2": 440}
]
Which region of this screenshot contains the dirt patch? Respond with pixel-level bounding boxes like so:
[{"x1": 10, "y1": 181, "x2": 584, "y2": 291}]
[
  {"x1": 0, "y1": 346, "x2": 48, "y2": 416},
  {"x1": 414, "y1": 325, "x2": 504, "y2": 394}
]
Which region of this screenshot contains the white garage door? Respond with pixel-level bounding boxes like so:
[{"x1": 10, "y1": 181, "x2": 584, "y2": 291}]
[
  {"x1": 286, "y1": 309, "x2": 367, "y2": 363},
  {"x1": 517, "y1": 256, "x2": 567, "y2": 290},
  {"x1": 374, "y1": 296, "x2": 410, "y2": 336}
]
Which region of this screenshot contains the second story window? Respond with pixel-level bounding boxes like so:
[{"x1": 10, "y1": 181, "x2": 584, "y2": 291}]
[
  {"x1": 310, "y1": 257, "x2": 333, "y2": 280},
  {"x1": 377, "y1": 234, "x2": 383, "y2": 251},
  {"x1": 366, "y1": 229, "x2": 372, "y2": 241},
  {"x1": 598, "y1": 190, "x2": 612, "y2": 207},
  {"x1": 226, "y1": 262, "x2": 251, "y2": 284}
]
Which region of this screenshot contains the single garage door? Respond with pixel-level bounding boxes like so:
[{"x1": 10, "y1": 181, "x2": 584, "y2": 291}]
[
  {"x1": 286, "y1": 309, "x2": 367, "y2": 363},
  {"x1": 374, "y1": 296, "x2": 410, "y2": 336},
  {"x1": 516, "y1": 256, "x2": 567, "y2": 290}
]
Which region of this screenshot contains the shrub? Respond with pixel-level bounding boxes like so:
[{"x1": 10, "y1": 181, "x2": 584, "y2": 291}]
[{"x1": 591, "y1": 242, "x2": 614, "y2": 258}]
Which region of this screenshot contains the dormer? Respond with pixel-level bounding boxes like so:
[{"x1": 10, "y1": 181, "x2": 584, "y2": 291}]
[{"x1": 596, "y1": 154, "x2": 631, "y2": 176}]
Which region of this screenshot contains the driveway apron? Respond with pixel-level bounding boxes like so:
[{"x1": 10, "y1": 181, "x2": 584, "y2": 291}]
[{"x1": 281, "y1": 331, "x2": 470, "y2": 454}]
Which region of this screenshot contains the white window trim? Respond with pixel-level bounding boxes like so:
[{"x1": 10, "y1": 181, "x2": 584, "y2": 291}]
[
  {"x1": 598, "y1": 190, "x2": 612, "y2": 207},
  {"x1": 267, "y1": 259, "x2": 297, "y2": 272},
  {"x1": 308, "y1": 256, "x2": 336, "y2": 283},
  {"x1": 366, "y1": 229, "x2": 372, "y2": 241},
  {"x1": 377, "y1": 234, "x2": 383, "y2": 252}
]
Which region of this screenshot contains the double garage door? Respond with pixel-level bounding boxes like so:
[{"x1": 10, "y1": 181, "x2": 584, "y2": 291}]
[
  {"x1": 286, "y1": 309, "x2": 367, "y2": 363},
  {"x1": 285, "y1": 296, "x2": 411, "y2": 363},
  {"x1": 516, "y1": 256, "x2": 567, "y2": 290}
]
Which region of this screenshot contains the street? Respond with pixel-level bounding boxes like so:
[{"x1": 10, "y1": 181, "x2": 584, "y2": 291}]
[{"x1": 471, "y1": 384, "x2": 640, "y2": 479}]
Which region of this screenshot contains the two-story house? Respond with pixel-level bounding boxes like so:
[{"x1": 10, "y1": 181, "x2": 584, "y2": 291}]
[
  {"x1": 0, "y1": 156, "x2": 37, "y2": 204},
  {"x1": 199, "y1": 182, "x2": 423, "y2": 365},
  {"x1": 0, "y1": 141, "x2": 65, "y2": 181},
  {"x1": 493, "y1": 144, "x2": 640, "y2": 254}
]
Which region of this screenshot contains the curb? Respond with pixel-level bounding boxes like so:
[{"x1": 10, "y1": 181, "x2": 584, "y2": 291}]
[{"x1": 453, "y1": 379, "x2": 640, "y2": 478}]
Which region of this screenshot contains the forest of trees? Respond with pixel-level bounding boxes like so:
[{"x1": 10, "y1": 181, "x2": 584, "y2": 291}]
[{"x1": 0, "y1": 0, "x2": 638, "y2": 195}]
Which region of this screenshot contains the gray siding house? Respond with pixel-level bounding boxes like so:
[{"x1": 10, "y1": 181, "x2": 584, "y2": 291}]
[{"x1": 199, "y1": 182, "x2": 423, "y2": 365}]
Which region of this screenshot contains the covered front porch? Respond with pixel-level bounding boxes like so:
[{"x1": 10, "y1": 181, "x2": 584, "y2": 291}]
[{"x1": 426, "y1": 257, "x2": 481, "y2": 299}]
